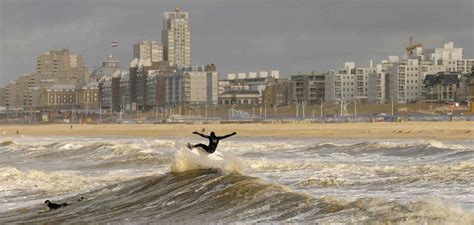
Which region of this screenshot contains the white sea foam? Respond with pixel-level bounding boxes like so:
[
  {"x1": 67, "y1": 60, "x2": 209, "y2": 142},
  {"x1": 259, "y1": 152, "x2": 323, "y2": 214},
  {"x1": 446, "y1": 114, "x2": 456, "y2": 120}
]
[
  {"x1": 0, "y1": 166, "x2": 145, "y2": 196},
  {"x1": 58, "y1": 143, "x2": 83, "y2": 150},
  {"x1": 371, "y1": 140, "x2": 473, "y2": 151},
  {"x1": 1, "y1": 136, "x2": 473, "y2": 222},
  {"x1": 170, "y1": 147, "x2": 244, "y2": 174}
]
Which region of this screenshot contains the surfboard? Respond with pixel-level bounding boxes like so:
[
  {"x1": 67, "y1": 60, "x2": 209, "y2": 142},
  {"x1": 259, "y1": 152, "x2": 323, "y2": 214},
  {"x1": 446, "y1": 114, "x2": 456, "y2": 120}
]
[{"x1": 38, "y1": 209, "x2": 49, "y2": 213}]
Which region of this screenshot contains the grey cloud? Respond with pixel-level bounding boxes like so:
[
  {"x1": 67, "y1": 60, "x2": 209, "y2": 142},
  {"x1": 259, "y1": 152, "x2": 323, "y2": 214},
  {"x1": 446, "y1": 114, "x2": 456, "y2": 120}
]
[{"x1": 1, "y1": 0, "x2": 473, "y2": 85}]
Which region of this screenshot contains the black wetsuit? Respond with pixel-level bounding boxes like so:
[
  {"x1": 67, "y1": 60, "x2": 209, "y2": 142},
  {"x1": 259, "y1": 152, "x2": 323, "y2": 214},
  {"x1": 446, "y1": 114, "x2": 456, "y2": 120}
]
[
  {"x1": 191, "y1": 132, "x2": 236, "y2": 153},
  {"x1": 45, "y1": 200, "x2": 68, "y2": 210}
]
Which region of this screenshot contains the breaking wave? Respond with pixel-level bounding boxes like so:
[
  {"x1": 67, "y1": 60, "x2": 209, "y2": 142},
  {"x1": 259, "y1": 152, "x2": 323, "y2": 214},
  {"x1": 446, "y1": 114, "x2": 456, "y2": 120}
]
[
  {"x1": 171, "y1": 147, "x2": 244, "y2": 174},
  {"x1": 305, "y1": 140, "x2": 473, "y2": 152},
  {"x1": 0, "y1": 140, "x2": 16, "y2": 146},
  {"x1": 1, "y1": 137, "x2": 473, "y2": 223},
  {"x1": 0, "y1": 170, "x2": 471, "y2": 224}
]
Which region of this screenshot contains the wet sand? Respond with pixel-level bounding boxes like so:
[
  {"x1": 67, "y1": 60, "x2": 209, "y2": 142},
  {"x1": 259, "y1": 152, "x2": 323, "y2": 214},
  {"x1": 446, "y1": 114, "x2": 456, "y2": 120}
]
[{"x1": 2, "y1": 121, "x2": 473, "y2": 140}]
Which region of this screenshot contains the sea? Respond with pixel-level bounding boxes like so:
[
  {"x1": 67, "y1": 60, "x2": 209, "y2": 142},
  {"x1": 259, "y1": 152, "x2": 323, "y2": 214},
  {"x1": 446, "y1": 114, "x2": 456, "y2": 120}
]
[{"x1": 0, "y1": 136, "x2": 472, "y2": 224}]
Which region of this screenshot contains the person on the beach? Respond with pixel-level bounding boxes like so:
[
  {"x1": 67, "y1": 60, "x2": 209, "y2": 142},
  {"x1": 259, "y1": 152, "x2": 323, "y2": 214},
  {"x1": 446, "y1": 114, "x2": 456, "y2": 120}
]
[{"x1": 187, "y1": 131, "x2": 237, "y2": 154}]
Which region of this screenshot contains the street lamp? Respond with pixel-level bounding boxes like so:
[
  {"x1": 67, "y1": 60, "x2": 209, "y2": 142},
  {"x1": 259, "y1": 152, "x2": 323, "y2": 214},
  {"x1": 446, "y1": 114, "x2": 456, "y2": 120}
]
[
  {"x1": 295, "y1": 101, "x2": 299, "y2": 118},
  {"x1": 354, "y1": 97, "x2": 357, "y2": 117},
  {"x1": 302, "y1": 101, "x2": 307, "y2": 118},
  {"x1": 320, "y1": 98, "x2": 324, "y2": 119},
  {"x1": 391, "y1": 96, "x2": 394, "y2": 116}
]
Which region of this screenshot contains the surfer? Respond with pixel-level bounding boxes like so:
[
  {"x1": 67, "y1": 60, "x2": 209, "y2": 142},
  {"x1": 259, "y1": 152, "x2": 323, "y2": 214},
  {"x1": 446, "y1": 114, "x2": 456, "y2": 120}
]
[
  {"x1": 43, "y1": 196, "x2": 84, "y2": 211},
  {"x1": 187, "y1": 131, "x2": 237, "y2": 154},
  {"x1": 44, "y1": 200, "x2": 68, "y2": 210}
]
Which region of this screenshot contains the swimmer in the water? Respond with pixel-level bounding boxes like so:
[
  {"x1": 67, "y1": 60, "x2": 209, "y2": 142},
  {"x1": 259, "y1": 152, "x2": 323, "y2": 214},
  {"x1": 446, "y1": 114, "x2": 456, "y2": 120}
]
[
  {"x1": 44, "y1": 200, "x2": 68, "y2": 210},
  {"x1": 187, "y1": 131, "x2": 237, "y2": 154}
]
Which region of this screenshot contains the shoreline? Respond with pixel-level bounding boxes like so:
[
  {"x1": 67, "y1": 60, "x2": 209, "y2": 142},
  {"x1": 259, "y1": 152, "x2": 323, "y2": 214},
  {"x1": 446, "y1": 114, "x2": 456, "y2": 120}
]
[{"x1": 1, "y1": 121, "x2": 473, "y2": 140}]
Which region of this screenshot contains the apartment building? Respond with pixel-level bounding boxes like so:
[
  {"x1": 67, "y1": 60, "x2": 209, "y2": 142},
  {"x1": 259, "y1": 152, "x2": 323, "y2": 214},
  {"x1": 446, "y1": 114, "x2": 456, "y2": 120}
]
[
  {"x1": 35, "y1": 49, "x2": 88, "y2": 87},
  {"x1": 133, "y1": 41, "x2": 163, "y2": 63},
  {"x1": 262, "y1": 80, "x2": 290, "y2": 106},
  {"x1": 325, "y1": 62, "x2": 357, "y2": 104},
  {"x1": 129, "y1": 59, "x2": 175, "y2": 110},
  {"x1": 423, "y1": 72, "x2": 461, "y2": 102},
  {"x1": 290, "y1": 72, "x2": 324, "y2": 104},
  {"x1": 162, "y1": 7, "x2": 191, "y2": 66},
  {"x1": 164, "y1": 69, "x2": 218, "y2": 106}
]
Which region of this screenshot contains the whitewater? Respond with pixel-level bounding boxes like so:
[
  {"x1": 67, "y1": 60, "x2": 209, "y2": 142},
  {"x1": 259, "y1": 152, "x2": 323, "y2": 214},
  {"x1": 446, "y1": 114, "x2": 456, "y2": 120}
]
[{"x1": 0, "y1": 136, "x2": 472, "y2": 224}]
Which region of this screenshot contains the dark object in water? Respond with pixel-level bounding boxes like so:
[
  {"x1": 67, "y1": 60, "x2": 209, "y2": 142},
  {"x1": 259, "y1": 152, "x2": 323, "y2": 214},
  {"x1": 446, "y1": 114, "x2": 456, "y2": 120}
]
[{"x1": 44, "y1": 200, "x2": 68, "y2": 210}]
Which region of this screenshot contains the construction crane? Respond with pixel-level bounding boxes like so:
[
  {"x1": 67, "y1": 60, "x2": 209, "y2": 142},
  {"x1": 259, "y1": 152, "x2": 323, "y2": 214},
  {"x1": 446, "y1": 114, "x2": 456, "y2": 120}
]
[{"x1": 406, "y1": 36, "x2": 423, "y2": 56}]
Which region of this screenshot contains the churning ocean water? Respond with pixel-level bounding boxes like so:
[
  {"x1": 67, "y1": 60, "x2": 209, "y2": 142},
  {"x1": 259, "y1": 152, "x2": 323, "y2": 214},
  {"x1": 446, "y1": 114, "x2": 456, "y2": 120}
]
[{"x1": 0, "y1": 136, "x2": 472, "y2": 224}]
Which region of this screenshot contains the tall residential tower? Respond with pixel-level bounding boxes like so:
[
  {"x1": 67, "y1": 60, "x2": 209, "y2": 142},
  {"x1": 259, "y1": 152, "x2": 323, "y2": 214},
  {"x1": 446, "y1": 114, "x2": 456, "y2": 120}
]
[
  {"x1": 162, "y1": 7, "x2": 191, "y2": 67},
  {"x1": 133, "y1": 40, "x2": 163, "y2": 63}
]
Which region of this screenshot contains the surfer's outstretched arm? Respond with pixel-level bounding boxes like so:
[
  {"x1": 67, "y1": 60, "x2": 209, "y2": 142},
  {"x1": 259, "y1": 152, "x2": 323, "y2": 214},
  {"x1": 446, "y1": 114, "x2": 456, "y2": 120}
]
[
  {"x1": 218, "y1": 132, "x2": 237, "y2": 140},
  {"x1": 192, "y1": 131, "x2": 209, "y2": 139}
]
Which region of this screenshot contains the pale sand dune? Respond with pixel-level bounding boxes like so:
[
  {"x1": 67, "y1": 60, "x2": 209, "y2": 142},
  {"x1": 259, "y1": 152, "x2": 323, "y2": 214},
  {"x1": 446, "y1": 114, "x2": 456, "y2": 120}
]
[{"x1": 1, "y1": 121, "x2": 473, "y2": 140}]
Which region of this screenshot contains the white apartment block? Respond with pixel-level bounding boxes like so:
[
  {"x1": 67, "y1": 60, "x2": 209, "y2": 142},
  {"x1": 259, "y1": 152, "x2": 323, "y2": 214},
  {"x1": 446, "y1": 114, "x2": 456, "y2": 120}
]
[
  {"x1": 325, "y1": 62, "x2": 374, "y2": 104},
  {"x1": 456, "y1": 59, "x2": 474, "y2": 74},
  {"x1": 133, "y1": 41, "x2": 163, "y2": 63},
  {"x1": 162, "y1": 7, "x2": 191, "y2": 67},
  {"x1": 423, "y1": 42, "x2": 463, "y2": 72},
  {"x1": 368, "y1": 56, "x2": 399, "y2": 103},
  {"x1": 388, "y1": 59, "x2": 421, "y2": 103},
  {"x1": 367, "y1": 71, "x2": 385, "y2": 104},
  {"x1": 387, "y1": 41, "x2": 469, "y2": 103},
  {"x1": 355, "y1": 66, "x2": 375, "y2": 101}
]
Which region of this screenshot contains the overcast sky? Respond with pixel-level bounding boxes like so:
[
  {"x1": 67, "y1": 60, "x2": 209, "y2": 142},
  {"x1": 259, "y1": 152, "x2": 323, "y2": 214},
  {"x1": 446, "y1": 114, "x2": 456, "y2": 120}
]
[{"x1": 1, "y1": 0, "x2": 473, "y2": 85}]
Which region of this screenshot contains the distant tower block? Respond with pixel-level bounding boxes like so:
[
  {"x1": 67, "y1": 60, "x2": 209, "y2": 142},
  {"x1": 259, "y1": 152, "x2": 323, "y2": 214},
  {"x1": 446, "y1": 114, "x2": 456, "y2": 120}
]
[
  {"x1": 259, "y1": 71, "x2": 268, "y2": 78},
  {"x1": 248, "y1": 72, "x2": 257, "y2": 79},
  {"x1": 238, "y1": 73, "x2": 247, "y2": 79},
  {"x1": 227, "y1": 73, "x2": 236, "y2": 80},
  {"x1": 270, "y1": 70, "x2": 279, "y2": 78},
  {"x1": 162, "y1": 7, "x2": 191, "y2": 66}
]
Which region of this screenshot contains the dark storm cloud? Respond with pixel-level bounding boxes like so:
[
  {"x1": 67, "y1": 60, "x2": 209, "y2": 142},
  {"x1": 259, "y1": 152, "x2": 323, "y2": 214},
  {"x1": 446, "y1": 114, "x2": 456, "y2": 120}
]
[{"x1": 1, "y1": 0, "x2": 473, "y2": 85}]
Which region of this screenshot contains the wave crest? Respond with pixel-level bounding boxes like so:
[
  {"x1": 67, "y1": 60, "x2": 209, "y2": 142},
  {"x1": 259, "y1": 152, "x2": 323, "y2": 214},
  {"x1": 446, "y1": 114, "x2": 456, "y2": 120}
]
[
  {"x1": 0, "y1": 140, "x2": 16, "y2": 146},
  {"x1": 1, "y1": 170, "x2": 471, "y2": 224},
  {"x1": 171, "y1": 148, "x2": 244, "y2": 174}
]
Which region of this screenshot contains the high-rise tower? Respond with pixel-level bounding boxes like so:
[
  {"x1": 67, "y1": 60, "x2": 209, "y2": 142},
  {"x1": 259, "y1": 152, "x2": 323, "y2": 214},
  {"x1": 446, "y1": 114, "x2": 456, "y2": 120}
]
[
  {"x1": 133, "y1": 40, "x2": 163, "y2": 63},
  {"x1": 162, "y1": 7, "x2": 191, "y2": 67}
]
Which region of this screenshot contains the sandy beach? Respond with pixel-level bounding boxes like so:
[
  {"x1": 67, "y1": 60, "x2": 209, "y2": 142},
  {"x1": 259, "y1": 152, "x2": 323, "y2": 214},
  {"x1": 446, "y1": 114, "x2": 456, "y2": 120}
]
[{"x1": 2, "y1": 121, "x2": 473, "y2": 140}]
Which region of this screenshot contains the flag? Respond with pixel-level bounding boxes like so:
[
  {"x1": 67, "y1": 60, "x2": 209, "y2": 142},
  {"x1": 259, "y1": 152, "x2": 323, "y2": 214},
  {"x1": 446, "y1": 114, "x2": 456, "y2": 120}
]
[{"x1": 111, "y1": 42, "x2": 118, "y2": 47}]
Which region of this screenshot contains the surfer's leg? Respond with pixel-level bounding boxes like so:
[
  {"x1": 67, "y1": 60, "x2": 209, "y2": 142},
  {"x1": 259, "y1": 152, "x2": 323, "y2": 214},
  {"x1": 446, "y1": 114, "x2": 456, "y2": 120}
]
[
  {"x1": 192, "y1": 143, "x2": 209, "y2": 152},
  {"x1": 193, "y1": 144, "x2": 211, "y2": 153}
]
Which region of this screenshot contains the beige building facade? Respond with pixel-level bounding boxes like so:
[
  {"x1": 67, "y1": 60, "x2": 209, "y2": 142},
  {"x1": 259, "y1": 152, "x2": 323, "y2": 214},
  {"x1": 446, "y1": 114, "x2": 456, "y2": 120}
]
[
  {"x1": 162, "y1": 7, "x2": 191, "y2": 67},
  {"x1": 42, "y1": 85, "x2": 77, "y2": 109},
  {"x1": 133, "y1": 41, "x2": 163, "y2": 63},
  {"x1": 36, "y1": 49, "x2": 88, "y2": 87}
]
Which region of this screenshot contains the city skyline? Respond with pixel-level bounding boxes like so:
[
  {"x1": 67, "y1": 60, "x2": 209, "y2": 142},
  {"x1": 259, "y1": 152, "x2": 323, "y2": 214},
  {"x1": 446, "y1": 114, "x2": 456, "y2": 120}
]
[{"x1": 1, "y1": 0, "x2": 473, "y2": 85}]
